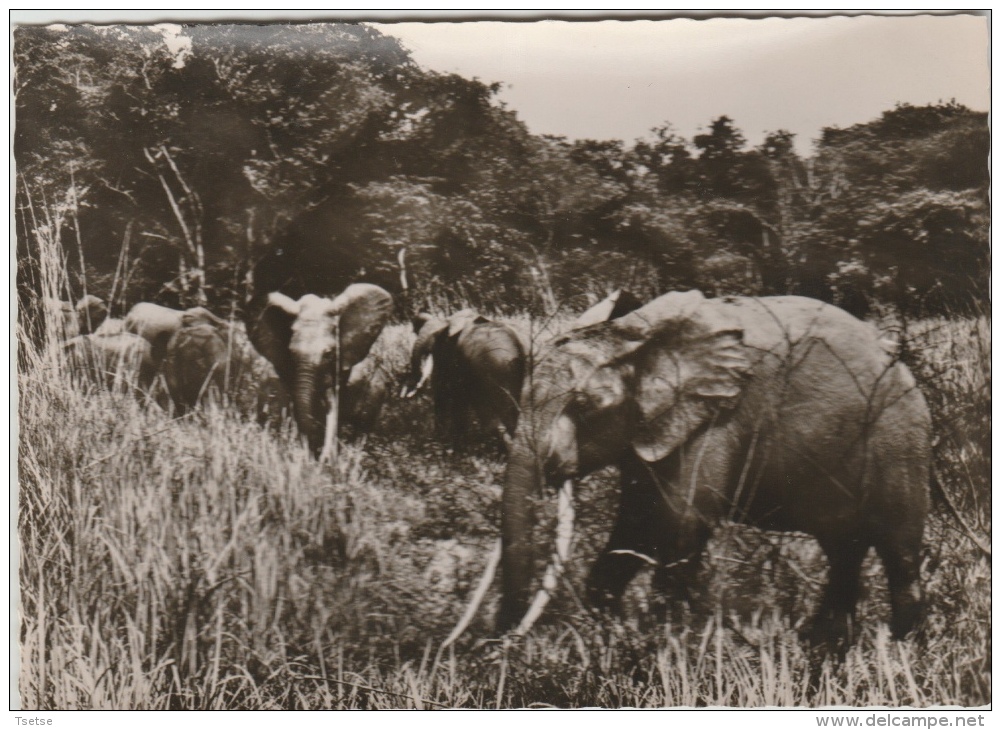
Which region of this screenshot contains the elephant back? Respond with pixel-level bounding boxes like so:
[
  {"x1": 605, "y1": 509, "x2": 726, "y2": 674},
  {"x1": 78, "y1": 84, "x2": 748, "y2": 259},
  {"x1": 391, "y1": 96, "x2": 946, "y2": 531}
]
[
  {"x1": 456, "y1": 320, "x2": 526, "y2": 439},
  {"x1": 458, "y1": 321, "x2": 526, "y2": 390},
  {"x1": 124, "y1": 302, "x2": 184, "y2": 363},
  {"x1": 715, "y1": 295, "x2": 893, "y2": 382}
]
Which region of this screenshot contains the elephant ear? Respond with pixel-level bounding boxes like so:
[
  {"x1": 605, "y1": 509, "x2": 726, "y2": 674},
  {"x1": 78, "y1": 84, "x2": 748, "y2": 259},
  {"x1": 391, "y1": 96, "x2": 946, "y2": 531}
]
[
  {"x1": 334, "y1": 284, "x2": 394, "y2": 369},
  {"x1": 573, "y1": 289, "x2": 646, "y2": 329},
  {"x1": 416, "y1": 317, "x2": 448, "y2": 346},
  {"x1": 608, "y1": 290, "x2": 644, "y2": 321},
  {"x1": 446, "y1": 308, "x2": 487, "y2": 337},
  {"x1": 251, "y1": 292, "x2": 300, "y2": 383},
  {"x1": 573, "y1": 292, "x2": 617, "y2": 329},
  {"x1": 614, "y1": 289, "x2": 706, "y2": 342},
  {"x1": 626, "y1": 296, "x2": 751, "y2": 463}
]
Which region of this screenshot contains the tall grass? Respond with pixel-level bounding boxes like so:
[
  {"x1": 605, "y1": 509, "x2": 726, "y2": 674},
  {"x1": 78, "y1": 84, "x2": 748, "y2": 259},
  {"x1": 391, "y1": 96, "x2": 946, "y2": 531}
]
[{"x1": 16, "y1": 289, "x2": 990, "y2": 708}]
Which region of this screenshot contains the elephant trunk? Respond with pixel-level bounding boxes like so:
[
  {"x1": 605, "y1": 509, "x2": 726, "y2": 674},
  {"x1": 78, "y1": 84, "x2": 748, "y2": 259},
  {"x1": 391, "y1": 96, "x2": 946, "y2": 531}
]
[
  {"x1": 498, "y1": 372, "x2": 579, "y2": 633},
  {"x1": 498, "y1": 442, "x2": 539, "y2": 632},
  {"x1": 293, "y1": 361, "x2": 325, "y2": 455}
]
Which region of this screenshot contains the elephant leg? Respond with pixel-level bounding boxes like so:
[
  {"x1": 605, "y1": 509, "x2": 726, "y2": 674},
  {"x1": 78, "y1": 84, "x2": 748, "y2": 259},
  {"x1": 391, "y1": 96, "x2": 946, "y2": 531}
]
[
  {"x1": 501, "y1": 387, "x2": 520, "y2": 439},
  {"x1": 474, "y1": 390, "x2": 509, "y2": 455},
  {"x1": 432, "y1": 386, "x2": 453, "y2": 442},
  {"x1": 647, "y1": 444, "x2": 721, "y2": 620},
  {"x1": 873, "y1": 533, "x2": 924, "y2": 639},
  {"x1": 649, "y1": 521, "x2": 711, "y2": 621},
  {"x1": 586, "y1": 458, "x2": 661, "y2": 612},
  {"x1": 808, "y1": 536, "x2": 869, "y2": 650},
  {"x1": 444, "y1": 389, "x2": 473, "y2": 451},
  {"x1": 586, "y1": 527, "x2": 653, "y2": 613},
  {"x1": 455, "y1": 405, "x2": 475, "y2": 450}
]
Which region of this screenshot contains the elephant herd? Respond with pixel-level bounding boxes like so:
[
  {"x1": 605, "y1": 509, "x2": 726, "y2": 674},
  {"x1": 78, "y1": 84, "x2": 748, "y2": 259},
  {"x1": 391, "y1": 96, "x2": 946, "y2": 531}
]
[
  {"x1": 56, "y1": 297, "x2": 276, "y2": 417},
  {"x1": 52, "y1": 290, "x2": 388, "y2": 440},
  {"x1": 49, "y1": 285, "x2": 933, "y2": 650}
]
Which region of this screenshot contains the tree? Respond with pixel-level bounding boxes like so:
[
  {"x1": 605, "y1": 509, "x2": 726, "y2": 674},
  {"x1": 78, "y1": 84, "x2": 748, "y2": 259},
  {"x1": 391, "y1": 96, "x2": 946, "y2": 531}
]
[{"x1": 808, "y1": 102, "x2": 989, "y2": 314}]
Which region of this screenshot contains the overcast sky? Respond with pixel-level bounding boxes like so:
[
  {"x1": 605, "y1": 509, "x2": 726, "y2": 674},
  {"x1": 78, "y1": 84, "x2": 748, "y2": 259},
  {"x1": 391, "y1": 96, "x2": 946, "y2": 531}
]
[
  {"x1": 373, "y1": 15, "x2": 989, "y2": 155},
  {"x1": 11, "y1": 11, "x2": 989, "y2": 155}
]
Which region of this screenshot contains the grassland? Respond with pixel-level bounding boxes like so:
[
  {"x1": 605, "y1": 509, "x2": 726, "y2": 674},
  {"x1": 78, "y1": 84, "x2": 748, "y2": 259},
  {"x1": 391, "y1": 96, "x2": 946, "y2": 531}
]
[{"x1": 16, "y1": 310, "x2": 991, "y2": 709}]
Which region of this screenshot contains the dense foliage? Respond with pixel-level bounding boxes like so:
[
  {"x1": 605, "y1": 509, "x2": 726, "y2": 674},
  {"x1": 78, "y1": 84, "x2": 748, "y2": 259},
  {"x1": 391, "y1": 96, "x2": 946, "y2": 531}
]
[{"x1": 15, "y1": 23, "x2": 989, "y2": 321}]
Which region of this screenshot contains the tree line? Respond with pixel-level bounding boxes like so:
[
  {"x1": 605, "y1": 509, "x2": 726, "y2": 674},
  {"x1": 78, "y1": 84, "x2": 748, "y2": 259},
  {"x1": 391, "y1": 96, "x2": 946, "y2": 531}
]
[{"x1": 14, "y1": 23, "x2": 989, "y2": 323}]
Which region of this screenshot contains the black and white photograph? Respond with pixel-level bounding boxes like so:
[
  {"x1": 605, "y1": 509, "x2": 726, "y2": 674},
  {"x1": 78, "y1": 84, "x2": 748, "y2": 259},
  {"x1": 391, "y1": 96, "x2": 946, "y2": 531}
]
[{"x1": 12, "y1": 11, "x2": 990, "y2": 710}]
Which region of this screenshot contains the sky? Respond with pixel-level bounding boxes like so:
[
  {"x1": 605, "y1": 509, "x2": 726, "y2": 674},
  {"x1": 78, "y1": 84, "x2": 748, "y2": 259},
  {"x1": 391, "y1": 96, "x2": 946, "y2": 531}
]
[
  {"x1": 372, "y1": 15, "x2": 989, "y2": 155},
  {"x1": 10, "y1": 11, "x2": 990, "y2": 156}
]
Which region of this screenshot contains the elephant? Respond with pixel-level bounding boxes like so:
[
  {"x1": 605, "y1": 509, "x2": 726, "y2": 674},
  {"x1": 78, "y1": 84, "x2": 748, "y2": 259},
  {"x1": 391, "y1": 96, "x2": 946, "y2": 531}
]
[
  {"x1": 45, "y1": 294, "x2": 109, "y2": 340},
  {"x1": 162, "y1": 307, "x2": 234, "y2": 413},
  {"x1": 496, "y1": 290, "x2": 931, "y2": 648},
  {"x1": 402, "y1": 309, "x2": 526, "y2": 450},
  {"x1": 341, "y1": 355, "x2": 390, "y2": 435},
  {"x1": 247, "y1": 284, "x2": 393, "y2": 458},
  {"x1": 75, "y1": 295, "x2": 109, "y2": 335},
  {"x1": 160, "y1": 307, "x2": 296, "y2": 419},
  {"x1": 124, "y1": 302, "x2": 184, "y2": 364},
  {"x1": 63, "y1": 331, "x2": 157, "y2": 392}
]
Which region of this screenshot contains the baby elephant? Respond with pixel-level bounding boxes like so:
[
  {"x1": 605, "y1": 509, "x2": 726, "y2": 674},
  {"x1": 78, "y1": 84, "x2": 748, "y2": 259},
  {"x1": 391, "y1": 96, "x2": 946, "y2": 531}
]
[
  {"x1": 341, "y1": 356, "x2": 390, "y2": 436},
  {"x1": 403, "y1": 309, "x2": 525, "y2": 450}
]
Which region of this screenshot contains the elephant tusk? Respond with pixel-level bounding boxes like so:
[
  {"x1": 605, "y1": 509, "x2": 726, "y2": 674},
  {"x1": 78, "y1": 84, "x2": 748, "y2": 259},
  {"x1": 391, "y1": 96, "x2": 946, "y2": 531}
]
[
  {"x1": 514, "y1": 479, "x2": 575, "y2": 636},
  {"x1": 319, "y1": 387, "x2": 339, "y2": 465},
  {"x1": 410, "y1": 355, "x2": 434, "y2": 396},
  {"x1": 610, "y1": 549, "x2": 658, "y2": 566},
  {"x1": 438, "y1": 537, "x2": 502, "y2": 654}
]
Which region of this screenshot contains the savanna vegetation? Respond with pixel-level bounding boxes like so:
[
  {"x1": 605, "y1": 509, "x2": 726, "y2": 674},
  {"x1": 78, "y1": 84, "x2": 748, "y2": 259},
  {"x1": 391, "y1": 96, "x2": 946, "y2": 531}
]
[{"x1": 15, "y1": 22, "x2": 990, "y2": 708}]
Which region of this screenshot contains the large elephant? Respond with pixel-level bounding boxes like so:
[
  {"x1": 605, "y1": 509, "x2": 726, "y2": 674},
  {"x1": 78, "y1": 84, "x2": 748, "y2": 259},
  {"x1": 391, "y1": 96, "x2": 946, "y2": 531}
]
[
  {"x1": 248, "y1": 284, "x2": 393, "y2": 457},
  {"x1": 162, "y1": 307, "x2": 234, "y2": 413},
  {"x1": 63, "y1": 331, "x2": 157, "y2": 392},
  {"x1": 124, "y1": 302, "x2": 184, "y2": 364},
  {"x1": 402, "y1": 309, "x2": 526, "y2": 450},
  {"x1": 497, "y1": 290, "x2": 930, "y2": 647}
]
